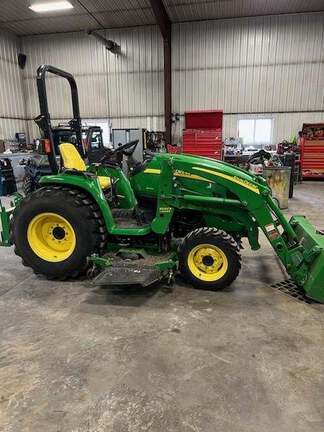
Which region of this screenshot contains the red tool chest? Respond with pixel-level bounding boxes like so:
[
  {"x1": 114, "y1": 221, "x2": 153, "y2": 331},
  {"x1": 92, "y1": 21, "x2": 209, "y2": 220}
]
[
  {"x1": 301, "y1": 123, "x2": 324, "y2": 179},
  {"x1": 182, "y1": 110, "x2": 223, "y2": 159}
]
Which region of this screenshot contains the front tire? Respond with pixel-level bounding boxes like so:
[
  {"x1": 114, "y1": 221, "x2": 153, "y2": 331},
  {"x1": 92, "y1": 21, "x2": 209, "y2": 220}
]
[
  {"x1": 178, "y1": 227, "x2": 241, "y2": 290},
  {"x1": 11, "y1": 186, "x2": 107, "y2": 279}
]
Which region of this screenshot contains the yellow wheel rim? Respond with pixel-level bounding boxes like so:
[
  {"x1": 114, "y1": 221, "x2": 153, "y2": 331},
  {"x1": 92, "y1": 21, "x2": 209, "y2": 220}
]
[
  {"x1": 27, "y1": 212, "x2": 76, "y2": 262},
  {"x1": 187, "y1": 243, "x2": 228, "y2": 282}
]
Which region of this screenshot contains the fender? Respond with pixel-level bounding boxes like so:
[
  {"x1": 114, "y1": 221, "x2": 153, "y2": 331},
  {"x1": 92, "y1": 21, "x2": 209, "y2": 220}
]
[
  {"x1": 40, "y1": 173, "x2": 115, "y2": 229},
  {"x1": 39, "y1": 173, "x2": 151, "y2": 236}
]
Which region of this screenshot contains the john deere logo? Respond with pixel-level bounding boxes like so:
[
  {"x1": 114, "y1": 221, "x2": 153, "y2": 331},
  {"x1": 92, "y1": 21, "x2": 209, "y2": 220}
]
[
  {"x1": 174, "y1": 169, "x2": 191, "y2": 177},
  {"x1": 174, "y1": 170, "x2": 212, "y2": 183},
  {"x1": 159, "y1": 207, "x2": 172, "y2": 213},
  {"x1": 234, "y1": 176, "x2": 255, "y2": 189},
  {"x1": 192, "y1": 167, "x2": 260, "y2": 194}
]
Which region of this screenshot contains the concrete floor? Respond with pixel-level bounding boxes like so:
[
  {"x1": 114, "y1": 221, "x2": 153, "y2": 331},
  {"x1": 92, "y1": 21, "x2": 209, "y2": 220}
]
[{"x1": 1, "y1": 182, "x2": 324, "y2": 432}]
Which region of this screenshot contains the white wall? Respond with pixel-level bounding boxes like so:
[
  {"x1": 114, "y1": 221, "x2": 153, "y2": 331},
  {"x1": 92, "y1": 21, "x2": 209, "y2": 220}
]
[
  {"x1": 21, "y1": 26, "x2": 164, "y2": 140},
  {"x1": 20, "y1": 12, "x2": 324, "y2": 143},
  {"x1": 0, "y1": 30, "x2": 26, "y2": 140},
  {"x1": 172, "y1": 13, "x2": 324, "y2": 142}
]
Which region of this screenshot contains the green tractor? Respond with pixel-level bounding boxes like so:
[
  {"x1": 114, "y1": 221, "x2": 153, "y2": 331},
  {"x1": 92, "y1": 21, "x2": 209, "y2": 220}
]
[{"x1": 1, "y1": 65, "x2": 324, "y2": 302}]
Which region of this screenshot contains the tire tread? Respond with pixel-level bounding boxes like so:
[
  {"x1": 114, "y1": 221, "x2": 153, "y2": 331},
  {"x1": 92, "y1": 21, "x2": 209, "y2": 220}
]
[
  {"x1": 178, "y1": 227, "x2": 241, "y2": 290},
  {"x1": 11, "y1": 185, "x2": 107, "y2": 280}
]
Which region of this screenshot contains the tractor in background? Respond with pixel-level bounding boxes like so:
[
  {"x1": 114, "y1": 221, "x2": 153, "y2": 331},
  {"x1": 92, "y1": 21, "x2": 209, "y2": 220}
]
[{"x1": 21, "y1": 124, "x2": 106, "y2": 195}]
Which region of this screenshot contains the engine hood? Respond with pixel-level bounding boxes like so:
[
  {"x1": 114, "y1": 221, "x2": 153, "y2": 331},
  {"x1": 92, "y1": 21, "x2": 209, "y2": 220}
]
[{"x1": 157, "y1": 153, "x2": 261, "y2": 184}]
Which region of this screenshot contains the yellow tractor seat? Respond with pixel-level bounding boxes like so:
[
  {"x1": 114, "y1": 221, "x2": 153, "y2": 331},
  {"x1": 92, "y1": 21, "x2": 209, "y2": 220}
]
[{"x1": 59, "y1": 143, "x2": 111, "y2": 190}]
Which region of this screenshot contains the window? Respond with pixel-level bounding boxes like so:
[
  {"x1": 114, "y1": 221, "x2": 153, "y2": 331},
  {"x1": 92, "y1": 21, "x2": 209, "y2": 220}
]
[
  {"x1": 86, "y1": 119, "x2": 111, "y2": 147},
  {"x1": 238, "y1": 118, "x2": 272, "y2": 147},
  {"x1": 90, "y1": 130, "x2": 103, "y2": 150}
]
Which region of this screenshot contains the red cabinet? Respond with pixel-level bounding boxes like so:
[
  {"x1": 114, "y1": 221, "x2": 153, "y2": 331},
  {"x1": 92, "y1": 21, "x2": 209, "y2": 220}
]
[
  {"x1": 301, "y1": 123, "x2": 324, "y2": 179},
  {"x1": 182, "y1": 110, "x2": 223, "y2": 160}
]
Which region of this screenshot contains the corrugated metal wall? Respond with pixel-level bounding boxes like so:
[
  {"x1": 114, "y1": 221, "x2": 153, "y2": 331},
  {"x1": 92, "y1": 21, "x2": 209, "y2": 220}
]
[
  {"x1": 21, "y1": 26, "x2": 164, "y2": 139},
  {"x1": 172, "y1": 12, "x2": 324, "y2": 142},
  {"x1": 0, "y1": 30, "x2": 26, "y2": 140},
  {"x1": 20, "y1": 12, "x2": 324, "y2": 143}
]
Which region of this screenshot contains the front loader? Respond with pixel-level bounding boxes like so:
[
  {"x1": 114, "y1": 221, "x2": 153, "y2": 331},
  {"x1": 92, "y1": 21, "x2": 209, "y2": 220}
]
[{"x1": 1, "y1": 65, "x2": 324, "y2": 302}]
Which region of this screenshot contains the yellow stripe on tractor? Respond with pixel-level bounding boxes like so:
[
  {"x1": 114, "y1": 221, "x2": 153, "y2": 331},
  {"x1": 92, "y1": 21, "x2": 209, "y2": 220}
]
[
  {"x1": 144, "y1": 168, "x2": 213, "y2": 183},
  {"x1": 144, "y1": 168, "x2": 161, "y2": 174},
  {"x1": 193, "y1": 167, "x2": 260, "y2": 194}
]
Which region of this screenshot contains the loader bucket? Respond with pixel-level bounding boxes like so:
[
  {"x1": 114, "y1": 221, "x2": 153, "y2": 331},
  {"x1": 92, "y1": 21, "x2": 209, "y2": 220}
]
[{"x1": 290, "y1": 215, "x2": 324, "y2": 303}]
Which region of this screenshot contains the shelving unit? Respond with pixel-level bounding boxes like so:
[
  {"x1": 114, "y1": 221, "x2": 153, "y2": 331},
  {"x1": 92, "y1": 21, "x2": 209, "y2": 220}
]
[
  {"x1": 182, "y1": 110, "x2": 223, "y2": 160},
  {"x1": 301, "y1": 123, "x2": 324, "y2": 179}
]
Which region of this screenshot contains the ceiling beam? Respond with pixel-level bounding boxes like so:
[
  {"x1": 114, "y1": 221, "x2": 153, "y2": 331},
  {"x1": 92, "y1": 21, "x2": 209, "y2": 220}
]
[
  {"x1": 149, "y1": 0, "x2": 171, "y2": 39},
  {"x1": 76, "y1": 0, "x2": 105, "y2": 29},
  {"x1": 149, "y1": 0, "x2": 172, "y2": 145}
]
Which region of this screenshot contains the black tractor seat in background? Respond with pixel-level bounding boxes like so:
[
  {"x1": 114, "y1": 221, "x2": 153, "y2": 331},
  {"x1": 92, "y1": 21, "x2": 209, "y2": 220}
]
[{"x1": 0, "y1": 158, "x2": 17, "y2": 196}]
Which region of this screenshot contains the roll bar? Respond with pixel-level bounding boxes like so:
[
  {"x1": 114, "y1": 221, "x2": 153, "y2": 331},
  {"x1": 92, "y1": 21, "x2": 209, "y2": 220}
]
[{"x1": 34, "y1": 65, "x2": 83, "y2": 174}]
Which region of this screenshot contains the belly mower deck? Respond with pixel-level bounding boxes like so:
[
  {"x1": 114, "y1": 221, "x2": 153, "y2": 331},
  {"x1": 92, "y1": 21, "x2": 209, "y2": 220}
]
[{"x1": 89, "y1": 249, "x2": 177, "y2": 287}]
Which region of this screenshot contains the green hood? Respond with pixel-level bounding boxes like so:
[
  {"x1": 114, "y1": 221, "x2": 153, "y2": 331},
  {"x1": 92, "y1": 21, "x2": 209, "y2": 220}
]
[
  {"x1": 157, "y1": 153, "x2": 260, "y2": 184},
  {"x1": 131, "y1": 152, "x2": 269, "y2": 199}
]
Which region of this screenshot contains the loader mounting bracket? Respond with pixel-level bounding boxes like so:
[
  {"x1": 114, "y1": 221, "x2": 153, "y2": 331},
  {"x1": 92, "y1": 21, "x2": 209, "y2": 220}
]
[{"x1": 0, "y1": 193, "x2": 23, "y2": 247}]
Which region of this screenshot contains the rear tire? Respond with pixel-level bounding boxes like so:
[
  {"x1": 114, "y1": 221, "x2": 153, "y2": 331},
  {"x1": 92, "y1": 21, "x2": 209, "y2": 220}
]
[
  {"x1": 11, "y1": 186, "x2": 107, "y2": 280},
  {"x1": 178, "y1": 227, "x2": 241, "y2": 290}
]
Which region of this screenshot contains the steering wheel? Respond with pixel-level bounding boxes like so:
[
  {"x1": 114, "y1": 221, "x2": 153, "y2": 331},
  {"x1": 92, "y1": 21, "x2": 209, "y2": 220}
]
[
  {"x1": 100, "y1": 139, "x2": 139, "y2": 165},
  {"x1": 114, "y1": 139, "x2": 139, "y2": 156}
]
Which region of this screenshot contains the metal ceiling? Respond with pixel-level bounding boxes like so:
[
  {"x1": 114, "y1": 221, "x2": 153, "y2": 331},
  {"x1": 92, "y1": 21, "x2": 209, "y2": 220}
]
[
  {"x1": 0, "y1": 0, "x2": 324, "y2": 36},
  {"x1": 163, "y1": 0, "x2": 324, "y2": 22},
  {"x1": 0, "y1": 0, "x2": 156, "y2": 35}
]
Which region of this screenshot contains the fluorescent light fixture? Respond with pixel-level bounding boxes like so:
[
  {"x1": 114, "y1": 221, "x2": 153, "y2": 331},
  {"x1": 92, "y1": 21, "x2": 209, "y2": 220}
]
[{"x1": 29, "y1": 1, "x2": 74, "y2": 13}]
